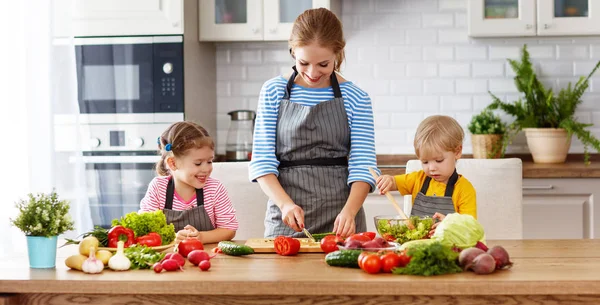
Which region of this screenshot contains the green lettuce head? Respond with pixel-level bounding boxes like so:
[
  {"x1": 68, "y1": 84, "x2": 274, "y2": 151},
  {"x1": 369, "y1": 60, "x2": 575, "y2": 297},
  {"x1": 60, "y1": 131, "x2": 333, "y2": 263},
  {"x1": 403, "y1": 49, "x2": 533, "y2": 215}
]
[{"x1": 431, "y1": 213, "x2": 485, "y2": 249}]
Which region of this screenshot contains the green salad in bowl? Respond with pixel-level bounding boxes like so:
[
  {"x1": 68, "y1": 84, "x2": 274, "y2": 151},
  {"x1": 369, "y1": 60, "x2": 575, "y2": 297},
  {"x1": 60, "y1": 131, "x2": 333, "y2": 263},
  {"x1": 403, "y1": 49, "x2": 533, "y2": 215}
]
[{"x1": 374, "y1": 215, "x2": 435, "y2": 244}]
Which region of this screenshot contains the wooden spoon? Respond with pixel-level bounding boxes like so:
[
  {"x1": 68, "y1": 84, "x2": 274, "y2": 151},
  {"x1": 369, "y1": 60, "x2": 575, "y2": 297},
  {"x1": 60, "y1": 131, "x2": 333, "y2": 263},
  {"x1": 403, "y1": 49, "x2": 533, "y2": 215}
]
[{"x1": 368, "y1": 167, "x2": 415, "y2": 229}]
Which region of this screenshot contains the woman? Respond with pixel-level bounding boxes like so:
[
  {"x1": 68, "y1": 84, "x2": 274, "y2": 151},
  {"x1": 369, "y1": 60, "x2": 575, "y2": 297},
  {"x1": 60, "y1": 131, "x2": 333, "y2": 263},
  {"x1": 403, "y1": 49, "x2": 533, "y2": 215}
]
[{"x1": 249, "y1": 8, "x2": 378, "y2": 238}]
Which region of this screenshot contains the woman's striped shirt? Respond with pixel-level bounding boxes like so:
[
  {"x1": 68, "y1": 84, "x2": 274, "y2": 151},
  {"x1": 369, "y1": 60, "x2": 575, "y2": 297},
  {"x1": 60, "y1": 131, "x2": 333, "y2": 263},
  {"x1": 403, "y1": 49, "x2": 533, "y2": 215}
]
[{"x1": 248, "y1": 75, "x2": 379, "y2": 189}]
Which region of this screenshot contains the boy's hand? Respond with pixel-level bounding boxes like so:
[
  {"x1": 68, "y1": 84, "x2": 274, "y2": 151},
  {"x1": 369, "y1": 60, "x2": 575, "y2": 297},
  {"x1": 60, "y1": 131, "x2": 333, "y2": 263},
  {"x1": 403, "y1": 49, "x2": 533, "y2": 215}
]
[{"x1": 376, "y1": 175, "x2": 395, "y2": 194}]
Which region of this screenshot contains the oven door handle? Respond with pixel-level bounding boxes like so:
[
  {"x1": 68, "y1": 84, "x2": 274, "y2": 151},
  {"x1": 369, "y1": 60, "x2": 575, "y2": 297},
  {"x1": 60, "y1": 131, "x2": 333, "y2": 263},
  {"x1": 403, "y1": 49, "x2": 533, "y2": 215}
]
[{"x1": 70, "y1": 156, "x2": 160, "y2": 164}]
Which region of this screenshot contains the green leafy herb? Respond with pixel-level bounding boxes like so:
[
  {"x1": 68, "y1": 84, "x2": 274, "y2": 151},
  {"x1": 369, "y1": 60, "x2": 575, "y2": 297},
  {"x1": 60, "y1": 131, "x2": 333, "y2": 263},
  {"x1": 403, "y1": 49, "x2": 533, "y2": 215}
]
[
  {"x1": 112, "y1": 210, "x2": 176, "y2": 245},
  {"x1": 10, "y1": 190, "x2": 75, "y2": 237},
  {"x1": 62, "y1": 226, "x2": 109, "y2": 247},
  {"x1": 392, "y1": 241, "x2": 462, "y2": 276},
  {"x1": 123, "y1": 245, "x2": 165, "y2": 269}
]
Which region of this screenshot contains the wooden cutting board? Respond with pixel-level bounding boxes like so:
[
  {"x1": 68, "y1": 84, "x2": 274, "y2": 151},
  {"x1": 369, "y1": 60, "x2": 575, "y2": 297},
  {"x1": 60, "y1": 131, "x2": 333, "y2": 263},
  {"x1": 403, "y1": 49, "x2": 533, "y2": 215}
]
[{"x1": 245, "y1": 238, "x2": 323, "y2": 253}]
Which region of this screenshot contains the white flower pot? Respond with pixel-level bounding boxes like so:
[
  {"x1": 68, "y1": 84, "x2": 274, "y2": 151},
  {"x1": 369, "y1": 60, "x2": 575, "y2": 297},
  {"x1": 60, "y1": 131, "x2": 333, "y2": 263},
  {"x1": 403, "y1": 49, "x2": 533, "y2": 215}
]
[{"x1": 524, "y1": 128, "x2": 572, "y2": 164}]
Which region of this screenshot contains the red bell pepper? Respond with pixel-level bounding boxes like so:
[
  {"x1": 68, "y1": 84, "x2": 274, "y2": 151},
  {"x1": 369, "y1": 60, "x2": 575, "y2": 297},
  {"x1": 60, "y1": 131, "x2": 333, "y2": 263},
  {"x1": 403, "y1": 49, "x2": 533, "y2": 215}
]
[
  {"x1": 137, "y1": 232, "x2": 162, "y2": 247},
  {"x1": 108, "y1": 225, "x2": 135, "y2": 248},
  {"x1": 274, "y1": 236, "x2": 301, "y2": 256}
]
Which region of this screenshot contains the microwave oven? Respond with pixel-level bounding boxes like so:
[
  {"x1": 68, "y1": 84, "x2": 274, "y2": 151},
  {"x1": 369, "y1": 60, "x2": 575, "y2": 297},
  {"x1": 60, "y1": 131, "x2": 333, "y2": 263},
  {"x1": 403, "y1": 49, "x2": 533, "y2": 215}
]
[{"x1": 74, "y1": 36, "x2": 184, "y2": 116}]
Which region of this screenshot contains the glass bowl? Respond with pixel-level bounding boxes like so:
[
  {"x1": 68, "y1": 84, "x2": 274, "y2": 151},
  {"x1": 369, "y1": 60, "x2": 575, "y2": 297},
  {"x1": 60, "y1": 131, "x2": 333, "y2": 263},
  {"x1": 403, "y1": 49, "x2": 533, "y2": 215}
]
[{"x1": 373, "y1": 215, "x2": 435, "y2": 244}]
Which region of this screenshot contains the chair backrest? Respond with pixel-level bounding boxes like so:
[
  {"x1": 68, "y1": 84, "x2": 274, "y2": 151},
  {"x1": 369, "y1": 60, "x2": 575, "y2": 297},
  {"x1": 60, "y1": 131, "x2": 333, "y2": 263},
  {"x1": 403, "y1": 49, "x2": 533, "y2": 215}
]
[
  {"x1": 211, "y1": 162, "x2": 268, "y2": 240},
  {"x1": 406, "y1": 158, "x2": 523, "y2": 240}
]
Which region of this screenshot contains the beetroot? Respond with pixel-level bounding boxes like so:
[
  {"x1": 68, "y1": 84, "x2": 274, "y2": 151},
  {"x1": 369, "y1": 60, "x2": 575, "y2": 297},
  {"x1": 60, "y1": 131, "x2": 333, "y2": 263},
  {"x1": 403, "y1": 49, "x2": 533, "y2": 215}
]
[
  {"x1": 487, "y1": 245, "x2": 513, "y2": 269},
  {"x1": 475, "y1": 241, "x2": 489, "y2": 252},
  {"x1": 458, "y1": 247, "x2": 485, "y2": 269},
  {"x1": 466, "y1": 253, "x2": 496, "y2": 275}
]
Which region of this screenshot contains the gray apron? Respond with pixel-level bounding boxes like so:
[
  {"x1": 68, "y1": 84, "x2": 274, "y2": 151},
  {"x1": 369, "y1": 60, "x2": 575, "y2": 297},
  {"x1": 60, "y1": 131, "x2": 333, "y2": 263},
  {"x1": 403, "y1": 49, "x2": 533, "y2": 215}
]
[
  {"x1": 264, "y1": 66, "x2": 367, "y2": 238},
  {"x1": 163, "y1": 177, "x2": 215, "y2": 232},
  {"x1": 411, "y1": 170, "x2": 458, "y2": 217}
]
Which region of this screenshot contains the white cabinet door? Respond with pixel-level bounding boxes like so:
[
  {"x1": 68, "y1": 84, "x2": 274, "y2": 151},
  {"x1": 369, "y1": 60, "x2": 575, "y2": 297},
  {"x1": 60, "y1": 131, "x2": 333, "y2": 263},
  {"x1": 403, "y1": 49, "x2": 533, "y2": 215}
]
[
  {"x1": 468, "y1": 0, "x2": 536, "y2": 37},
  {"x1": 523, "y1": 178, "x2": 599, "y2": 239},
  {"x1": 263, "y1": 0, "x2": 338, "y2": 41},
  {"x1": 537, "y1": 0, "x2": 600, "y2": 35},
  {"x1": 199, "y1": 0, "x2": 263, "y2": 41},
  {"x1": 53, "y1": 0, "x2": 183, "y2": 37}
]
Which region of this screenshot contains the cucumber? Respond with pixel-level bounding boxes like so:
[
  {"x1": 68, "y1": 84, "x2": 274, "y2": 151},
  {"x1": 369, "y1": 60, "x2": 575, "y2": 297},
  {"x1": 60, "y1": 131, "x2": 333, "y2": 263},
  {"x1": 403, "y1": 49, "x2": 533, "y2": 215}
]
[
  {"x1": 218, "y1": 241, "x2": 254, "y2": 256},
  {"x1": 311, "y1": 232, "x2": 335, "y2": 241},
  {"x1": 324, "y1": 250, "x2": 362, "y2": 268}
]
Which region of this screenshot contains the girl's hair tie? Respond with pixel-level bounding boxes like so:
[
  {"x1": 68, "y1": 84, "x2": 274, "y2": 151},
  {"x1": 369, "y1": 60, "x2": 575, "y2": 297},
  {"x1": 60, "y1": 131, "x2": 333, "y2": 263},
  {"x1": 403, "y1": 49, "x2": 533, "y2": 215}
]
[
  {"x1": 157, "y1": 137, "x2": 161, "y2": 145},
  {"x1": 165, "y1": 143, "x2": 172, "y2": 152}
]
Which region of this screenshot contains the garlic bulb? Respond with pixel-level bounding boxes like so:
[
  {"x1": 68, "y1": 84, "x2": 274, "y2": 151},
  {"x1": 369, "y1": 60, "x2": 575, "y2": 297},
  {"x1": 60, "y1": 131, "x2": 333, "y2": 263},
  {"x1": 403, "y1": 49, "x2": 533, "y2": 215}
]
[
  {"x1": 108, "y1": 240, "x2": 131, "y2": 271},
  {"x1": 82, "y1": 246, "x2": 104, "y2": 274}
]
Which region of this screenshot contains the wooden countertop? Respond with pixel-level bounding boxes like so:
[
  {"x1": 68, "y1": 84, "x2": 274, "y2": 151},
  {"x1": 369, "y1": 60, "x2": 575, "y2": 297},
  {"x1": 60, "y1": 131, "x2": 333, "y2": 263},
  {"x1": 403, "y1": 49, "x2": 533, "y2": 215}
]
[
  {"x1": 1, "y1": 239, "x2": 600, "y2": 302},
  {"x1": 377, "y1": 154, "x2": 600, "y2": 178}
]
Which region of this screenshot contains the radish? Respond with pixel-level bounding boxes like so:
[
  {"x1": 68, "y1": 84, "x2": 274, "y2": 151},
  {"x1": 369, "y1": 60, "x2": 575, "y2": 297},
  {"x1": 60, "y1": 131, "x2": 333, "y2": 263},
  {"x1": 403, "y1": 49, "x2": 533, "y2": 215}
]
[
  {"x1": 153, "y1": 263, "x2": 163, "y2": 273},
  {"x1": 161, "y1": 259, "x2": 183, "y2": 272},
  {"x1": 187, "y1": 250, "x2": 216, "y2": 266},
  {"x1": 199, "y1": 260, "x2": 211, "y2": 271},
  {"x1": 163, "y1": 252, "x2": 185, "y2": 267}
]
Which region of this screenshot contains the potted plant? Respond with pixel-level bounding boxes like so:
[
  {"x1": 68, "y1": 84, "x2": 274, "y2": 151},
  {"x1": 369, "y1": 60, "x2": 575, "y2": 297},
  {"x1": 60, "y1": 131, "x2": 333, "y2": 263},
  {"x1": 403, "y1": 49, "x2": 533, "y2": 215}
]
[
  {"x1": 10, "y1": 191, "x2": 75, "y2": 268},
  {"x1": 468, "y1": 109, "x2": 506, "y2": 159},
  {"x1": 487, "y1": 44, "x2": 600, "y2": 164}
]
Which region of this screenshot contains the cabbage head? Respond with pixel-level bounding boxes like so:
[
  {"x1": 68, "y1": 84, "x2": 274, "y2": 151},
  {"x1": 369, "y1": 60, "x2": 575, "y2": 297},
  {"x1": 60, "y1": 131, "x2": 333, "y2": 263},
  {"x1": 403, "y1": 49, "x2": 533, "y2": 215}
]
[{"x1": 431, "y1": 213, "x2": 485, "y2": 249}]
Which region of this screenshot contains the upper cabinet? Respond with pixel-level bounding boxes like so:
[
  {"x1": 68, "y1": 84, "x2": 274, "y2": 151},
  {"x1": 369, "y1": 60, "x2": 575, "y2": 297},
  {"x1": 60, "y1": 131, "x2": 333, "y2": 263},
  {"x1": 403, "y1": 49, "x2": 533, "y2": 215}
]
[
  {"x1": 53, "y1": 0, "x2": 183, "y2": 37},
  {"x1": 199, "y1": 0, "x2": 341, "y2": 41},
  {"x1": 468, "y1": 0, "x2": 600, "y2": 37}
]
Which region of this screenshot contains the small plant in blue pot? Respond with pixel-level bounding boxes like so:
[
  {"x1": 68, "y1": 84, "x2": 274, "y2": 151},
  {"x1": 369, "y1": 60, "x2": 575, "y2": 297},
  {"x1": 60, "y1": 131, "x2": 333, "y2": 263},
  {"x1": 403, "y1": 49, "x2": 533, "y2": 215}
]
[{"x1": 10, "y1": 191, "x2": 74, "y2": 268}]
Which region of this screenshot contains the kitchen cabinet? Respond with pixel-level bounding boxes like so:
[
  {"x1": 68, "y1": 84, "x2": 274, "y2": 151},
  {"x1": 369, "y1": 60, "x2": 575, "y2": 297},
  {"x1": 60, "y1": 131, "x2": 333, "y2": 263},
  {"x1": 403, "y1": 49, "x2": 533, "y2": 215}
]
[
  {"x1": 468, "y1": 0, "x2": 600, "y2": 37},
  {"x1": 523, "y1": 178, "x2": 600, "y2": 239},
  {"x1": 199, "y1": 0, "x2": 340, "y2": 41},
  {"x1": 53, "y1": 0, "x2": 183, "y2": 37}
]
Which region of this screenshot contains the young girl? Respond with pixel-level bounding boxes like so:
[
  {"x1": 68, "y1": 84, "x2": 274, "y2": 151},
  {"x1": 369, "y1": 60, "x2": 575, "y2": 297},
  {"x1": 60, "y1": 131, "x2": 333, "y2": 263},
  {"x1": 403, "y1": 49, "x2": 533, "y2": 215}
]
[
  {"x1": 140, "y1": 121, "x2": 238, "y2": 244},
  {"x1": 376, "y1": 115, "x2": 477, "y2": 221}
]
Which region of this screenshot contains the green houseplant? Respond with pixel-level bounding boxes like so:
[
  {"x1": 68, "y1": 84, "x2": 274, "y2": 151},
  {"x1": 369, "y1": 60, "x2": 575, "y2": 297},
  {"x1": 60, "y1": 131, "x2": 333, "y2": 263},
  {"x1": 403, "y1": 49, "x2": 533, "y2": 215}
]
[
  {"x1": 487, "y1": 44, "x2": 600, "y2": 164},
  {"x1": 468, "y1": 109, "x2": 506, "y2": 159},
  {"x1": 11, "y1": 190, "x2": 75, "y2": 268}
]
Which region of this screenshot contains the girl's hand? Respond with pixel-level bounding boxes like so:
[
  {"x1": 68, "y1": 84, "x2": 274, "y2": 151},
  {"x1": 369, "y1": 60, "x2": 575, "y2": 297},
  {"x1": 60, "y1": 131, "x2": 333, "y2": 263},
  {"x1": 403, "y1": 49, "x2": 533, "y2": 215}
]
[
  {"x1": 333, "y1": 209, "x2": 356, "y2": 238},
  {"x1": 428, "y1": 212, "x2": 446, "y2": 237},
  {"x1": 280, "y1": 203, "x2": 304, "y2": 232},
  {"x1": 176, "y1": 229, "x2": 191, "y2": 242},
  {"x1": 182, "y1": 225, "x2": 205, "y2": 242},
  {"x1": 376, "y1": 175, "x2": 395, "y2": 194}
]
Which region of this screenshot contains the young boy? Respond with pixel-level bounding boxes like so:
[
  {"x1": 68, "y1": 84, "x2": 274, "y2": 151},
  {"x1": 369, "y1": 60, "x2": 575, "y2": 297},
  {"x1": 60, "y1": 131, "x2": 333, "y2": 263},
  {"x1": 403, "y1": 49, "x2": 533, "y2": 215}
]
[{"x1": 376, "y1": 115, "x2": 477, "y2": 220}]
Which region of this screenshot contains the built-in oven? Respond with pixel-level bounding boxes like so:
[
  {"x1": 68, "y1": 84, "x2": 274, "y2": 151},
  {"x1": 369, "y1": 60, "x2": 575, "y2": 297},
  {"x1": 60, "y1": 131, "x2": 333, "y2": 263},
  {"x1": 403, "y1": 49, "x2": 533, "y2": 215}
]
[{"x1": 74, "y1": 35, "x2": 184, "y2": 118}]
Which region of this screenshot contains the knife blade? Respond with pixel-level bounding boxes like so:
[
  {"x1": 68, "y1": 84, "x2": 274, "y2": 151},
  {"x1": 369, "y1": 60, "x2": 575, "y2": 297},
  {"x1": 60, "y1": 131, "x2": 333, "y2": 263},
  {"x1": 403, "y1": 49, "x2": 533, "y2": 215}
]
[{"x1": 303, "y1": 228, "x2": 316, "y2": 242}]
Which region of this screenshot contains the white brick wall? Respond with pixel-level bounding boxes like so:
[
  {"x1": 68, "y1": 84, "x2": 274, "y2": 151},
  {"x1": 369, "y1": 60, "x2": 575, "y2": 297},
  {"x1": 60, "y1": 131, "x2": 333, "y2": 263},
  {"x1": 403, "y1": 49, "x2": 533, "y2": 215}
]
[{"x1": 214, "y1": 0, "x2": 600, "y2": 155}]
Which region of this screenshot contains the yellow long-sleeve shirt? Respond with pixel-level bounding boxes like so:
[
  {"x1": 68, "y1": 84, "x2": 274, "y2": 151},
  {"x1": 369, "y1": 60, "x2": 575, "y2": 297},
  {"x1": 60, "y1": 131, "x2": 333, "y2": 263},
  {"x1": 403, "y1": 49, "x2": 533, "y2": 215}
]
[{"x1": 394, "y1": 170, "x2": 477, "y2": 219}]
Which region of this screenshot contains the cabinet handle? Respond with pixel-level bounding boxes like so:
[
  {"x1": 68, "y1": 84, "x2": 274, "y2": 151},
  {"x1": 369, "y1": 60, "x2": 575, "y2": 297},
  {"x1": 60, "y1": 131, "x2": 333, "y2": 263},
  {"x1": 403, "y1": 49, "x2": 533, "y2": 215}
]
[
  {"x1": 269, "y1": 28, "x2": 277, "y2": 34},
  {"x1": 544, "y1": 24, "x2": 550, "y2": 29},
  {"x1": 523, "y1": 185, "x2": 554, "y2": 190},
  {"x1": 252, "y1": 28, "x2": 260, "y2": 34},
  {"x1": 526, "y1": 24, "x2": 533, "y2": 29}
]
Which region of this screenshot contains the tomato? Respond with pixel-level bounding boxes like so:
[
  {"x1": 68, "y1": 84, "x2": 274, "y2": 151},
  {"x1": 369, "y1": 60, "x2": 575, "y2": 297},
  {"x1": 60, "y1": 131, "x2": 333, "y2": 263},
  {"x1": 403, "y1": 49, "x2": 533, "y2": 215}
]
[
  {"x1": 274, "y1": 236, "x2": 301, "y2": 256},
  {"x1": 397, "y1": 252, "x2": 411, "y2": 267},
  {"x1": 322, "y1": 235, "x2": 344, "y2": 244},
  {"x1": 320, "y1": 238, "x2": 339, "y2": 253},
  {"x1": 361, "y1": 254, "x2": 382, "y2": 274},
  {"x1": 177, "y1": 238, "x2": 204, "y2": 258},
  {"x1": 357, "y1": 251, "x2": 371, "y2": 269},
  {"x1": 380, "y1": 253, "x2": 401, "y2": 273},
  {"x1": 346, "y1": 234, "x2": 371, "y2": 243},
  {"x1": 212, "y1": 247, "x2": 222, "y2": 254},
  {"x1": 359, "y1": 232, "x2": 376, "y2": 240},
  {"x1": 381, "y1": 233, "x2": 396, "y2": 242}
]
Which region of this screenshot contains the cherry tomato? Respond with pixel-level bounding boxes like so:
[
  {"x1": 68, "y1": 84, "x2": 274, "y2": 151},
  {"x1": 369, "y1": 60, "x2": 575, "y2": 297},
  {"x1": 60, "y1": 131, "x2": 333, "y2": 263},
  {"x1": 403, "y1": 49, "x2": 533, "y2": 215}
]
[
  {"x1": 359, "y1": 232, "x2": 376, "y2": 240},
  {"x1": 346, "y1": 234, "x2": 371, "y2": 243},
  {"x1": 397, "y1": 252, "x2": 411, "y2": 267},
  {"x1": 380, "y1": 253, "x2": 401, "y2": 273},
  {"x1": 381, "y1": 233, "x2": 396, "y2": 242},
  {"x1": 357, "y1": 251, "x2": 371, "y2": 269},
  {"x1": 361, "y1": 254, "x2": 382, "y2": 274}
]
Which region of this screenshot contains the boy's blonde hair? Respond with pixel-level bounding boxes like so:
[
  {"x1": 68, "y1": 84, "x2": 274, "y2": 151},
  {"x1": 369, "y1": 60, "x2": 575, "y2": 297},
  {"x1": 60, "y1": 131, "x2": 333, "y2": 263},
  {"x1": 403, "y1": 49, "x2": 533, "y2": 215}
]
[{"x1": 414, "y1": 115, "x2": 464, "y2": 159}]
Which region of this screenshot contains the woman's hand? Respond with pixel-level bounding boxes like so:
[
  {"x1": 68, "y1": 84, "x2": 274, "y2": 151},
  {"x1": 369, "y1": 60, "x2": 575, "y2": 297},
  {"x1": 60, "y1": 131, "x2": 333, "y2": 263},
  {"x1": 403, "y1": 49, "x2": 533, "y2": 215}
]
[
  {"x1": 428, "y1": 212, "x2": 446, "y2": 237},
  {"x1": 376, "y1": 175, "x2": 395, "y2": 194},
  {"x1": 280, "y1": 203, "x2": 304, "y2": 232},
  {"x1": 333, "y1": 209, "x2": 356, "y2": 238}
]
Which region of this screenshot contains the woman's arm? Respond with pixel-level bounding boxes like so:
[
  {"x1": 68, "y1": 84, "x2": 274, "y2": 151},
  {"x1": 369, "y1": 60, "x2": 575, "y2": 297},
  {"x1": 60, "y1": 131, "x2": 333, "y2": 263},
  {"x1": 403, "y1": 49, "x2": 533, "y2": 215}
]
[{"x1": 257, "y1": 174, "x2": 304, "y2": 231}]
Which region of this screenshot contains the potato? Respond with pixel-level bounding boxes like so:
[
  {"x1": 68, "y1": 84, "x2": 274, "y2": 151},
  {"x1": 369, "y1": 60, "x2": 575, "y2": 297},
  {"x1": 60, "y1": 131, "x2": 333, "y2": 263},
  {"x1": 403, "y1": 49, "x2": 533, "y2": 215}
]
[
  {"x1": 95, "y1": 250, "x2": 113, "y2": 266},
  {"x1": 65, "y1": 254, "x2": 87, "y2": 271},
  {"x1": 79, "y1": 236, "x2": 99, "y2": 256}
]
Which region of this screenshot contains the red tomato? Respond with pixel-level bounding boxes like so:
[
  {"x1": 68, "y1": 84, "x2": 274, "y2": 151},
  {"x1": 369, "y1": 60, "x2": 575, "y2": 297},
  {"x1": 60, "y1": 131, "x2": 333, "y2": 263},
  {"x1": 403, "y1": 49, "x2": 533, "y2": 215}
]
[
  {"x1": 346, "y1": 234, "x2": 371, "y2": 243},
  {"x1": 361, "y1": 254, "x2": 382, "y2": 274},
  {"x1": 322, "y1": 235, "x2": 344, "y2": 244},
  {"x1": 177, "y1": 238, "x2": 204, "y2": 258},
  {"x1": 274, "y1": 236, "x2": 301, "y2": 256},
  {"x1": 359, "y1": 232, "x2": 376, "y2": 240},
  {"x1": 320, "y1": 239, "x2": 339, "y2": 253},
  {"x1": 380, "y1": 253, "x2": 401, "y2": 273},
  {"x1": 357, "y1": 251, "x2": 371, "y2": 269},
  {"x1": 397, "y1": 253, "x2": 411, "y2": 267},
  {"x1": 381, "y1": 233, "x2": 396, "y2": 242}
]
